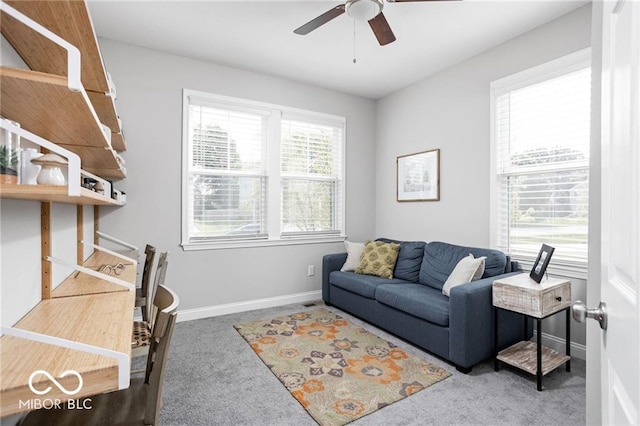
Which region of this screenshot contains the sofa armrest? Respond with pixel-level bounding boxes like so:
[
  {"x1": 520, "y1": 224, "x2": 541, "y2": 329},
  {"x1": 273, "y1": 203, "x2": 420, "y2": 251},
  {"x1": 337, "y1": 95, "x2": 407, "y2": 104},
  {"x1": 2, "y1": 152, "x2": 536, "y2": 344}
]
[
  {"x1": 448, "y1": 271, "x2": 521, "y2": 368},
  {"x1": 322, "y1": 253, "x2": 348, "y2": 303}
]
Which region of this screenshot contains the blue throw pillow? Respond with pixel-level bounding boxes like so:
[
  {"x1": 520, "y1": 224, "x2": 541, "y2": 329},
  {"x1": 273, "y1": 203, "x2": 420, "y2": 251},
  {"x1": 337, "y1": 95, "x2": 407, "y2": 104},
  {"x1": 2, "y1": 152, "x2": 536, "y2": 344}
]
[
  {"x1": 419, "y1": 241, "x2": 507, "y2": 290},
  {"x1": 376, "y1": 238, "x2": 426, "y2": 282}
]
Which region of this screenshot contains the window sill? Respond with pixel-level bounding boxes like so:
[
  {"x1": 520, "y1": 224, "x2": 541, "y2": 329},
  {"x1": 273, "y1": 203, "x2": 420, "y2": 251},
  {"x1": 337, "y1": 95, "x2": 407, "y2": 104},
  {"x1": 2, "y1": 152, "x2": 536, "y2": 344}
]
[
  {"x1": 511, "y1": 255, "x2": 588, "y2": 280},
  {"x1": 181, "y1": 235, "x2": 346, "y2": 251}
]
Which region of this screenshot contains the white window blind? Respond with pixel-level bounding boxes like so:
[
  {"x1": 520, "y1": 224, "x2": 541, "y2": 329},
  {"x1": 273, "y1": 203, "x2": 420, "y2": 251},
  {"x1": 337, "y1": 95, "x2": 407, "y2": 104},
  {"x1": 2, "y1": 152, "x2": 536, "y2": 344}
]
[
  {"x1": 281, "y1": 117, "x2": 343, "y2": 236},
  {"x1": 182, "y1": 90, "x2": 346, "y2": 249},
  {"x1": 491, "y1": 51, "x2": 591, "y2": 274},
  {"x1": 186, "y1": 102, "x2": 268, "y2": 241}
]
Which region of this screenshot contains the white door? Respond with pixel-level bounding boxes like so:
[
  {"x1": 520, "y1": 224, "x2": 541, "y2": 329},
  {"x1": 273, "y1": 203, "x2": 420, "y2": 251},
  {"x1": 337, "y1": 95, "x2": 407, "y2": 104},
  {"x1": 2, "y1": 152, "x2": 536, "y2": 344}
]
[{"x1": 598, "y1": 0, "x2": 640, "y2": 423}]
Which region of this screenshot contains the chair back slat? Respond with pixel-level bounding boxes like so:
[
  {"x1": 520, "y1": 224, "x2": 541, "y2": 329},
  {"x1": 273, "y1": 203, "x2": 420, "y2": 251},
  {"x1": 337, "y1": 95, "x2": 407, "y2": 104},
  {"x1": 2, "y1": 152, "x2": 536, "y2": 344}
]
[
  {"x1": 140, "y1": 244, "x2": 157, "y2": 322},
  {"x1": 144, "y1": 284, "x2": 179, "y2": 425},
  {"x1": 144, "y1": 285, "x2": 179, "y2": 380},
  {"x1": 148, "y1": 252, "x2": 169, "y2": 330}
]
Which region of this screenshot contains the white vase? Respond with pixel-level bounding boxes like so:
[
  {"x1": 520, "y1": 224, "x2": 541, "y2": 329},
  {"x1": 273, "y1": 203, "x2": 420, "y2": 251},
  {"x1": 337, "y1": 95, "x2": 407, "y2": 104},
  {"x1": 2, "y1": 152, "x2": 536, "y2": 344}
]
[
  {"x1": 19, "y1": 148, "x2": 43, "y2": 185},
  {"x1": 32, "y1": 153, "x2": 68, "y2": 186},
  {"x1": 37, "y1": 164, "x2": 66, "y2": 186}
]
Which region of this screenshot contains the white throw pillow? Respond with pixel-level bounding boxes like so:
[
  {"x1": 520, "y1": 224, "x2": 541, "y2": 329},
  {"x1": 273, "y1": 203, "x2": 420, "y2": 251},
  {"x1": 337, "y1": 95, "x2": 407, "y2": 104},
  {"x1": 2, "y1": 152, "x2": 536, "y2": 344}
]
[
  {"x1": 340, "y1": 240, "x2": 365, "y2": 272},
  {"x1": 442, "y1": 254, "x2": 486, "y2": 296}
]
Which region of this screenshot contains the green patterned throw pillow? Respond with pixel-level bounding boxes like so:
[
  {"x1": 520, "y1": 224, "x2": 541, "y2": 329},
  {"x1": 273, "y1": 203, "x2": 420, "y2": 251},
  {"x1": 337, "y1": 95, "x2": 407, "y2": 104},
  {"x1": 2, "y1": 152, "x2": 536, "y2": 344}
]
[{"x1": 355, "y1": 240, "x2": 401, "y2": 279}]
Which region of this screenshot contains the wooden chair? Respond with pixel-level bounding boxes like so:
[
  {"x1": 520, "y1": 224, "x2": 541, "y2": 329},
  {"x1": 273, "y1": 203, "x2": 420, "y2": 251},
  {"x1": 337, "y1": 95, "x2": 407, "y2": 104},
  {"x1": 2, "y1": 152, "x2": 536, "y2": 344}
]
[
  {"x1": 132, "y1": 252, "x2": 169, "y2": 359},
  {"x1": 136, "y1": 244, "x2": 157, "y2": 323},
  {"x1": 20, "y1": 285, "x2": 180, "y2": 426}
]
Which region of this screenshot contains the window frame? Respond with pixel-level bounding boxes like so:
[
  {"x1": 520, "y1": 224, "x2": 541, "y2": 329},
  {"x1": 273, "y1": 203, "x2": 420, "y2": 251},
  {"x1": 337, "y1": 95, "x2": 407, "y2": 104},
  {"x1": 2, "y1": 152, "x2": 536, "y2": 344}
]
[
  {"x1": 181, "y1": 89, "x2": 346, "y2": 251},
  {"x1": 489, "y1": 48, "x2": 591, "y2": 279}
]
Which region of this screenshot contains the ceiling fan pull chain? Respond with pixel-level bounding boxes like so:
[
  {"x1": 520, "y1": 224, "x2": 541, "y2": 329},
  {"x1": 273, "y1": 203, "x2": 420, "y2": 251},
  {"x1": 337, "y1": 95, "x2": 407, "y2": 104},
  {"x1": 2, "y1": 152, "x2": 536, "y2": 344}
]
[{"x1": 353, "y1": 18, "x2": 357, "y2": 64}]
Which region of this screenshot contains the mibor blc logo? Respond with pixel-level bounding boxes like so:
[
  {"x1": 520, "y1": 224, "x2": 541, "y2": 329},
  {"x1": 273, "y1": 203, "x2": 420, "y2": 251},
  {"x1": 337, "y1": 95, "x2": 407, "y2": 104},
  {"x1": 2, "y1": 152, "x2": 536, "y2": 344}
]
[
  {"x1": 19, "y1": 370, "x2": 91, "y2": 411},
  {"x1": 28, "y1": 370, "x2": 83, "y2": 395}
]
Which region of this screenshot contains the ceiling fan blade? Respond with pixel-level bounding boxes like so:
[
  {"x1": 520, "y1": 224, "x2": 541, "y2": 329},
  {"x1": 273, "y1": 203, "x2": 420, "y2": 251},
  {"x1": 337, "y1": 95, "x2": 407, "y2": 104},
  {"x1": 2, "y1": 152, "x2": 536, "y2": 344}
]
[
  {"x1": 368, "y1": 12, "x2": 396, "y2": 46},
  {"x1": 294, "y1": 5, "x2": 346, "y2": 35},
  {"x1": 387, "y1": 0, "x2": 461, "y2": 2}
]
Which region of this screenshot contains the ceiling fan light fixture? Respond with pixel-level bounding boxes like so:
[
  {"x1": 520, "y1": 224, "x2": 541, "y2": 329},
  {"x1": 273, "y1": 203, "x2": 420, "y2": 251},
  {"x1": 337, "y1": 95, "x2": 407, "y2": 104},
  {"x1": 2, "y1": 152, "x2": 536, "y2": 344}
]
[{"x1": 346, "y1": 0, "x2": 383, "y2": 22}]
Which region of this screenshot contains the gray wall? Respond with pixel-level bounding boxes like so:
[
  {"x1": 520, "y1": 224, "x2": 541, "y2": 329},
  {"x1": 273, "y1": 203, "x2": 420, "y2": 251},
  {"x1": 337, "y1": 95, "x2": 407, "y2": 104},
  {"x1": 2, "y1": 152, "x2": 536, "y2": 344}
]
[
  {"x1": 374, "y1": 5, "x2": 592, "y2": 352},
  {"x1": 96, "y1": 39, "x2": 377, "y2": 314}
]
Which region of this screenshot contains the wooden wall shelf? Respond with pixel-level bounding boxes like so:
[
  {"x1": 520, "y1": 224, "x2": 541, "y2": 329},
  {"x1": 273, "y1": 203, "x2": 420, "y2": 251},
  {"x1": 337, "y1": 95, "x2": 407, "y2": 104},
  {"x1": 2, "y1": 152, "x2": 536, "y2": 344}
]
[
  {"x1": 86, "y1": 91, "x2": 120, "y2": 136},
  {"x1": 0, "y1": 2, "x2": 135, "y2": 417},
  {"x1": 0, "y1": 184, "x2": 122, "y2": 206},
  {"x1": 0, "y1": 67, "x2": 125, "y2": 178},
  {"x1": 52, "y1": 250, "x2": 137, "y2": 298},
  {"x1": 1, "y1": 0, "x2": 127, "y2": 151},
  {"x1": 0, "y1": 243, "x2": 138, "y2": 416},
  {"x1": 110, "y1": 132, "x2": 127, "y2": 152},
  {"x1": 1, "y1": 0, "x2": 109, "y2": 92},
  {"x1": 0, "y1": 291, "x2": 135, "y2": 417}
]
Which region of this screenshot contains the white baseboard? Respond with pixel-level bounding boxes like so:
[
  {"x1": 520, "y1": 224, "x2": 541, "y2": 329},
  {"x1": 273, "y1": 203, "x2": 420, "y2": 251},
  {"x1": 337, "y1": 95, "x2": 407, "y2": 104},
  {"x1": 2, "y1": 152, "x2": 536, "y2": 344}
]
[
  {"x1": 533, "y1": 330, "x2": 586, "y2": 361},
  {"x1": 176, "y1": 290, "x2": 323, "y2": 323}
]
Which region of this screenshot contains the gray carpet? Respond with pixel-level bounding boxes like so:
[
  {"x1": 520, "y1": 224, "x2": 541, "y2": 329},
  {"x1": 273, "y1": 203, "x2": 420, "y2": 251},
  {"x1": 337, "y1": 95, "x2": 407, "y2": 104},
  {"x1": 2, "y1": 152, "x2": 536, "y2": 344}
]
[{"x1": 158, "y1": 302, "x2": 585, "y2": 425}]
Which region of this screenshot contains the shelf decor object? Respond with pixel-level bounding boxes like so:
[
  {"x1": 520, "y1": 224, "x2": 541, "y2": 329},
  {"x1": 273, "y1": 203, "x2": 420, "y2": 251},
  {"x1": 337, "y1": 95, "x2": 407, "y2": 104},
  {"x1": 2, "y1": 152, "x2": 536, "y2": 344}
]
[
  {"x1": 530, "y1": 243, "x2": 555, "y2": 283},
  {"x1": 31, "y1": 153, "x2": 68, "y2": 186},
  {"x1": 1, "y1": 118, "x2": 80, "y2": 194},
  {"x1": 0, "y1": 119, "x2": 20, "y2": 184},
  {"x1": 397, "y1": 148, "x2": 440, "y2": 202},
  {"x1": 19, "y1": 148, "x2": 43, "y2": 185},
  {"x1": 0, "y1": 118, "x2": 119, "y2": 205}
]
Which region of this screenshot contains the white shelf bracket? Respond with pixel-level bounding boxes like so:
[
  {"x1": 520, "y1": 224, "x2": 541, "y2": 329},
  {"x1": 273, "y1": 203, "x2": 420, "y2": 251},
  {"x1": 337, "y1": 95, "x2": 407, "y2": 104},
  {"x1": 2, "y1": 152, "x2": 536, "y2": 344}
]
[
  {"x1": 82, "y1": 241, "x2": 137, "y2": 264},
  {"x1": 0, "y1": 118, "x2": 82, "y2": 196},
  {"x1": 47, "y1": 256, "x2": 134, "y2": 291},
  {"x1": 96, "y1": 231, "x2": 139, "y2": 253},
  {"x1": 0, "y1": 1, "x2": 82, "y2": 92},
  {"x1": 0, "y1": 326, "x2": 130, "y2": 390}
]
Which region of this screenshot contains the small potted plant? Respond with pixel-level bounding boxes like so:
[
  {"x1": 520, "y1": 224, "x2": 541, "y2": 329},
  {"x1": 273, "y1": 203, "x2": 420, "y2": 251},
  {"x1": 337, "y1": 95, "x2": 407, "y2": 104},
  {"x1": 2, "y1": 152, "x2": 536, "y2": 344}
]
[{"x1": 0, "y1": 144, "x2": 19, "y2": 184}]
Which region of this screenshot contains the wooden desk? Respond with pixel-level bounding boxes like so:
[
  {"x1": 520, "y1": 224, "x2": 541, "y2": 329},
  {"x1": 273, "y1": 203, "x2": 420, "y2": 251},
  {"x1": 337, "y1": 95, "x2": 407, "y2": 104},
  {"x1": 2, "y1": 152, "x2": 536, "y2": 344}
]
[
  {"x1": 0, "y1": 290, "x2": 135, "y2": 416},
  {"x1": 52, "y1": 250, "x2": 137, "y2": 298}
]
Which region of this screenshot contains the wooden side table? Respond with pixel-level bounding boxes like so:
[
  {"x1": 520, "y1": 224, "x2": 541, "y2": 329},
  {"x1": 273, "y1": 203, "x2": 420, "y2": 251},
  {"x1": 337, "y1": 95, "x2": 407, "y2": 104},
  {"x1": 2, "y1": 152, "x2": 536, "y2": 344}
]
[{"x1": 492, "y1": 273, "x2": 571, "y2": 391}]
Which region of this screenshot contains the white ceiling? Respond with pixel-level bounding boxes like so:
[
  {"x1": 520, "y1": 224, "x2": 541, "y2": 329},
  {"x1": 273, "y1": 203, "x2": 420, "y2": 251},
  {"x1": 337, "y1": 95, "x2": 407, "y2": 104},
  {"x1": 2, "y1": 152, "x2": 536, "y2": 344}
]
[{"x1": 88, "y1": 0, "x2": 589, "y2": 99}]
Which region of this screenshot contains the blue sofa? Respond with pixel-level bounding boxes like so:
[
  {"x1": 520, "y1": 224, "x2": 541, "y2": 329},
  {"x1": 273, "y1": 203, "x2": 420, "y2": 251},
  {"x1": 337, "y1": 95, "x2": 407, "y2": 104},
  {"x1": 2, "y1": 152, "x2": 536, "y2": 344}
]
[{"x1": 322, "y1": 239, "x2": 531, "y2": 372}]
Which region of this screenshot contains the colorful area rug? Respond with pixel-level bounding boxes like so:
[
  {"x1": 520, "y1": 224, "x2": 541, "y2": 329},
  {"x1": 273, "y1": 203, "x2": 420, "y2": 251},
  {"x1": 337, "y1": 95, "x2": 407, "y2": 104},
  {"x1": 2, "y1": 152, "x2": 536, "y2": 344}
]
[{"x1": 234, "y1": 308, "x2": 451, "y2": 426}]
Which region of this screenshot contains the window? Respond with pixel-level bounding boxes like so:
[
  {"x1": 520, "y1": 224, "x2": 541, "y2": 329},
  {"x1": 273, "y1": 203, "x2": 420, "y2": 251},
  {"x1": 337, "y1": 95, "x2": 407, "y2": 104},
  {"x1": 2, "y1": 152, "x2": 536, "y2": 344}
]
[
  {"x1": 281, "y1": 117, "x2": 343, "y2": 236},
  {"x1": 490, "y1": 49, "x2": 591, "y2": 277},
  {"x1": 182, "y1": 91, "x2": 345, "y2": 249}
]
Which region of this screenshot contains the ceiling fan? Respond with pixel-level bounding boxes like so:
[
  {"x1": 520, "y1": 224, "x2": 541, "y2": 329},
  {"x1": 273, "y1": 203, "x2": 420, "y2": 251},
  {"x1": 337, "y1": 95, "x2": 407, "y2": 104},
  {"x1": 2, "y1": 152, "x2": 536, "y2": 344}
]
[{"x1": 294, "y1": 0, "x2": 457, "y2": 46}]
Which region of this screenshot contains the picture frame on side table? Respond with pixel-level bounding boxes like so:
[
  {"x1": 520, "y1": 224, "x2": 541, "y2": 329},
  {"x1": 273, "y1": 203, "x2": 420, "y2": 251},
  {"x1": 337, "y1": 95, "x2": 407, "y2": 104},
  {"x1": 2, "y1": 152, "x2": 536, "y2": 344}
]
[
  {"x1": 530, "y1": 244, "x2": 555, "y2": 283},
  {"x1": 397, "y1": 148, "x2": 440, "y2": 202}
]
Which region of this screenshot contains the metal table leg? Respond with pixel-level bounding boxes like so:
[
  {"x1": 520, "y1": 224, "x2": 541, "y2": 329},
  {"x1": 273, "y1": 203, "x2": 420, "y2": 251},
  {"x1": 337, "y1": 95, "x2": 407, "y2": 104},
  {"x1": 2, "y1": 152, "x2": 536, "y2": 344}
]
[
  {"x1": 566, "y1": 307, "x2": 571, "y2": 372},
  {"x1": 537, "y1": 318, "x2": 542, "y2": 391},
  {"x1": 494, "y1": 307, "x2": 500, "y2": 371}
]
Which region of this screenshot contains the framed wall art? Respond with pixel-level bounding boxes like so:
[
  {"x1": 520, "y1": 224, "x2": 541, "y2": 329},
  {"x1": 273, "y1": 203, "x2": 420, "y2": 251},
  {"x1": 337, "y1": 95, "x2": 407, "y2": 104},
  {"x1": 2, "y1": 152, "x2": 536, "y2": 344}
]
[{"x1": 397, "y1": 148, "x2": 440, "y2": 202}]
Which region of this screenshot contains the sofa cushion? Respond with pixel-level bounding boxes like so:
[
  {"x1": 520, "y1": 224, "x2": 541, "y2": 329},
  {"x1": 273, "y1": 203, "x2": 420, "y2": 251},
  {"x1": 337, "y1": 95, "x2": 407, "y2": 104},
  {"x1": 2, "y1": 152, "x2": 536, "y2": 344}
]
[
  {"x1": 419, "y1": 241, "x2": 508, "y2": 291},
  {"x1": 340, "y1": 240, "x2": 365, "y2": 272},
  {"x1": 355, "y1": 240, "x2": 401, "y2": 279},
  {"x1": 375, "y1": 284, "x2": 450, "y2": 326},
  {"x1": 376, "y1": 238, "x2": 426, "y2": 282},
  {"x1": 330, "y1": 271, "x2": 407, "y2": 299},
  {"x1": 441, "y1": 254, "x2": 486, "y2": 297}
]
